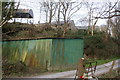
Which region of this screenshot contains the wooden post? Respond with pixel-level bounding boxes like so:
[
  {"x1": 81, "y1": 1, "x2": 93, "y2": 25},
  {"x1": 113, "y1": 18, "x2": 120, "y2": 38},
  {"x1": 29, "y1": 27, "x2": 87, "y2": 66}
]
[
  {"x1": 109, "y1": 61, "x2": 115, "y2": 73},
  {"x1": 77, "y1": 58, "x2": 86, "y2": 78},
  {"x1": 45, "y1": 60, "x2": 48, "y2": 71}
]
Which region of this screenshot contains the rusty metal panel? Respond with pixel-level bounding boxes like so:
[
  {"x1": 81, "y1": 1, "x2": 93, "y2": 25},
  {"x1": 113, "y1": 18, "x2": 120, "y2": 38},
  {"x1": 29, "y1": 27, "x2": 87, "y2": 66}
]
[
  {"x1": 50, "y1": 39, "x2": 84, "y2": 70},
  {"x1": 2, "y1": 39, "x2": 52, "y2": 69},
  {"x1": 2, "y1": 38, "x2": 84, "y2": 70}
]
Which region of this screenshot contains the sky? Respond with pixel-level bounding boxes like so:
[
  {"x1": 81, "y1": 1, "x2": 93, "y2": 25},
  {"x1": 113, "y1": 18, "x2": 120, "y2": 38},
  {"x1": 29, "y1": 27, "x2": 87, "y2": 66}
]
[{"x1": 8, "y1": 0, "x2": 118, "y2": 26}]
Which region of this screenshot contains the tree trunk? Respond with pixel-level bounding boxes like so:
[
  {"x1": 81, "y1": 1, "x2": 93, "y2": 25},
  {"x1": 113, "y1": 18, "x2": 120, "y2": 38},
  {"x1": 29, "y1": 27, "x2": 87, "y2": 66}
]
[
  {"x1": 49, "y1": 4, "x2": 53, "y2": 24},
  {"x1": 62, "y1": 23, "x2": 68, "y2": 37},
  {"x1": 57, "y1": 2, "x2": 61, "y2": 26},
  {"x1": 46, "y1": 11, "x2": 48, "y2": 23},
  {"x1": 91, "y1": 26, "x2": 94, "y2": 36},
  {"x1": 88, "y1": 12, "x2": 91, "y2": 34},
  {"x1": 49, "y1": 10, "x2": 52, "y2": 24}
]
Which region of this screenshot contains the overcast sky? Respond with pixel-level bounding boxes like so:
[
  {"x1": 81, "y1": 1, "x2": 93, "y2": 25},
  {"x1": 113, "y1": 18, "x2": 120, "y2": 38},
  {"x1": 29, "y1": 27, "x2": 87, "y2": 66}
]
[{"x1": 10, "y1": 0, "x2": 118, "y2": 26}]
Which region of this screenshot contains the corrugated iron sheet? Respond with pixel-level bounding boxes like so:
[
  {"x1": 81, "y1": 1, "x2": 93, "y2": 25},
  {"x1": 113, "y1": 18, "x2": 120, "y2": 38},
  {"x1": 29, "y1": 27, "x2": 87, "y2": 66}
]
[
  {"x1": 2, "y1": 38, "x2": 84, "y2": 70},
  {"x1": 2, "y1": 39, "x2": 52, "y2": 69},
  {"x1": 50, "y1": 39, "x2": 84, "y2": 70}
]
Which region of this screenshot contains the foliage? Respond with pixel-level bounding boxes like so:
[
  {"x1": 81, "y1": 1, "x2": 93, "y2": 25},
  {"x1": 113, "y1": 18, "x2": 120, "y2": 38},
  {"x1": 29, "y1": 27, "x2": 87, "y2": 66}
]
[
  {"x1": 84, "y1": 34, "x2": 119, "y2": 59},
  {"x1": 2, "y1": 60, "x2": 27, "y2": 76}
]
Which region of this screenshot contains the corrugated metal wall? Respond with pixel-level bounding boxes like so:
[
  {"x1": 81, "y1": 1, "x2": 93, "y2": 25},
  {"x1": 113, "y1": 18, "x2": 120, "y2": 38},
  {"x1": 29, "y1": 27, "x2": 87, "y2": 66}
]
[
  {"x1": 50, "y1": 39, "x2": 84, "y2": 70},
  {"x1": 2, "y1": 38, "x2": 84, "y2": 70},
  {"x1": 2, "y1": 39, "x2": 52, "y2": 69}
]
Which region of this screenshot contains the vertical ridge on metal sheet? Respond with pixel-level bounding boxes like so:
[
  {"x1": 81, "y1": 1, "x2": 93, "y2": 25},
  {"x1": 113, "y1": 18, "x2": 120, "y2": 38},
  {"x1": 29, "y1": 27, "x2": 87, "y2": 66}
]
[{"x1": 2, "y1": 38, "x2": 84, "y2": 71}]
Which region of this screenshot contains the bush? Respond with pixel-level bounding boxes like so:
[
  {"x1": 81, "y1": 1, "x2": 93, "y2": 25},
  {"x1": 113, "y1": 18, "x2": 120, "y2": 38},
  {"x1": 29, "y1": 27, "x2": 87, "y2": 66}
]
[
  {"x1": 3, "y1": 61, "x2": 28, "y2": 76},
  {"x1": 84, "y1": 35, "x2": 119, "y2": 59}
]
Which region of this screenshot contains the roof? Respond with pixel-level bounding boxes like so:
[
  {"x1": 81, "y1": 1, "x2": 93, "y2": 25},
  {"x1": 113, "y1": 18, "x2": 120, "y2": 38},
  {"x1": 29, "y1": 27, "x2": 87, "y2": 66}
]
[
  {"x1": 2, "y1": 37, "x2": 83, "y2": 41},
  {"x1": 76, "y1": 26, "x2": 88, "y2": 29},
  {"x1": 13, "y1": 9, "x2": 34, "y2": 18},
  {"x1": 52, "y1": 20, "x2": 74, "y2": 25}
]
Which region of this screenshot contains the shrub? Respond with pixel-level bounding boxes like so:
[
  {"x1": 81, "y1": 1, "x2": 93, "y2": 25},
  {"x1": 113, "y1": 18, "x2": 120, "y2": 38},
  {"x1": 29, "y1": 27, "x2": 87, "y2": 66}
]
[
  {"x1": 3, "y1": 61, "x2": 28, "y2": 76},
  {"x1": 84, "y1": 35, "x2": 119, "y2": 59}
]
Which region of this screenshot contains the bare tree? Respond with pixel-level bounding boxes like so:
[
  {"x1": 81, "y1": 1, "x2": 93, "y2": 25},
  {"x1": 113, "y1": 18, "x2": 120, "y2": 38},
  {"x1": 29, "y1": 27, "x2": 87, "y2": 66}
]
[
  {"x1": 82, "y1": 0, "x2": 119, "y2": 36},
  {"x1": 84, "y1": 1, "x2": 111, "y2": 36},
  {"x1": 42, "y1": 1, "x2": 49, "y2": 23},
  {"x1": 84, "y1": 2, "x2": 95, "y2": 35},
  {"x1": 95, "y1": 1, "x2": 120, "y2": 19},
  {"x1": 106, "y1": 1, "x2": 120, "y2": 39},
  {"x1": 0, "y1": 0, "x2": 20, "y2": 27},
  {"x1": 60, "y1": 0, "x2": 83, "y2": 37},
  {"x1": 60, "y1": 1, "x2": 69, "y2": 24},
  {"x1": 60, "y1": 0, "x2": 83, "y2": 24},
  {"x1": 94, "y1": 1, "x2": 120, "y2": 38},
  {"x1": 49, "y1": 2, "x2": 57, "y2": 24},
  {"x1": 42, "y1": 0, "x2": 57, "y2": 24},
  {"x1": 57, "y1": 0, "x2": 62, "y2": 25},
  {"x1": 38, "y1": 2, "x2": 43, "y2": 24}
]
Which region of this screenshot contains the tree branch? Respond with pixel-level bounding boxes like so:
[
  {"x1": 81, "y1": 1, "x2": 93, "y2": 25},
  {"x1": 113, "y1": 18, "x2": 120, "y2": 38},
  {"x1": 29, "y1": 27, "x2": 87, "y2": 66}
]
[{"x1": 95, "y1": 14, "x2": 120, "y2": 19}]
